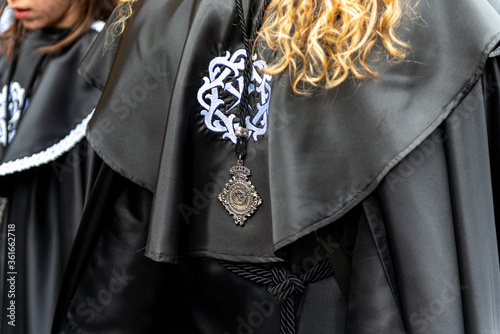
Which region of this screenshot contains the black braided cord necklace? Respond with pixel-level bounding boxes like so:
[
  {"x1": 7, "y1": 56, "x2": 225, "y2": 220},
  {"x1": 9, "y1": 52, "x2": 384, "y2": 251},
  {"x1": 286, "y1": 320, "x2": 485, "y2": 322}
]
[
  {"x1": 3, "y1": 41, "x2": 48, "y2": 147},
  {"x1": 218, "y1": 0, "x2": 271, "y2": 226}
]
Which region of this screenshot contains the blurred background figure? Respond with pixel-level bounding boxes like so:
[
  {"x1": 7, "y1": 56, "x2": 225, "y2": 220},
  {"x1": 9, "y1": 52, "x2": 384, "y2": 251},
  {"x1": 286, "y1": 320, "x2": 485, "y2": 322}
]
[{"x1": 0, "y1": 0, "x2": 116, "y2": 333}]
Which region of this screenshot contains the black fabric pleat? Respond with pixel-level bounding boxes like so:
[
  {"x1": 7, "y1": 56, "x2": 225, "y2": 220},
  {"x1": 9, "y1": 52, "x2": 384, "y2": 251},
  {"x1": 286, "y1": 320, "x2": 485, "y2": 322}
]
[
  {"x1": 54, "y1": 155, "x2": 184, "y2": 334},
  {"x1": 0, "y1": 140, "x2": 92, "y2": 334}
]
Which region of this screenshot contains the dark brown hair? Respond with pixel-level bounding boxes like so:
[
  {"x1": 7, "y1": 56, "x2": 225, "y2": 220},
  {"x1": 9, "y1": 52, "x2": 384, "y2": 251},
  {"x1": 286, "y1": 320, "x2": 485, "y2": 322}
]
[{"x1": 0, "y1": 0, "x2": 118, "y2": 60}]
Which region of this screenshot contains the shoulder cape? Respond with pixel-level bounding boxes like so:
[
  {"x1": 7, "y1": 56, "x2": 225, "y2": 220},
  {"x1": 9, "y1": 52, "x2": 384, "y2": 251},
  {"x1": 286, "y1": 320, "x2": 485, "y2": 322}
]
[
  {"x1": 0, "y1": 24, "x2": 104, "y2": 176},
  {"x1": 81, "y1": 0, "x2": 500, "y2": 262}
]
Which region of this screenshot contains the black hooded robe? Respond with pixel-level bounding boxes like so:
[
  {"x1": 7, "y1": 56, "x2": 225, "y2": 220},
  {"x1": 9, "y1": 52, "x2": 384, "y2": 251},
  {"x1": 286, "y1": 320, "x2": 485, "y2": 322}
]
[
  {"x1": 53, "y1": 0, "x2": 500, "y2": 333},
  {"x1": 0, "y1": 24, "x2": 104, "y2": 334}
]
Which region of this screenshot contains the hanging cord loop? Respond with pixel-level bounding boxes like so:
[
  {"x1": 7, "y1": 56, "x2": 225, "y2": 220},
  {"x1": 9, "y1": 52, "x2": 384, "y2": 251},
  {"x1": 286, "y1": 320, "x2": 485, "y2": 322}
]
[{"x1": 221, "y1": 260, "x2": 333, "y2": 334}]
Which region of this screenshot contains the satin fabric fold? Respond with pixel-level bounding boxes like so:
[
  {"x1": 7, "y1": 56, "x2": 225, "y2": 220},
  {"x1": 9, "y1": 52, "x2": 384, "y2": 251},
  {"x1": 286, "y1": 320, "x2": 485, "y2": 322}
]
[
  {"x1": 81, "y1": 0, "x2": 500, "y2": 261},
  {"x1": 0, "y1": 28, "x2": 98, "y2": 167},
  {"x1": 53, "y1": 0, "x2": 500, "y2": 332}
]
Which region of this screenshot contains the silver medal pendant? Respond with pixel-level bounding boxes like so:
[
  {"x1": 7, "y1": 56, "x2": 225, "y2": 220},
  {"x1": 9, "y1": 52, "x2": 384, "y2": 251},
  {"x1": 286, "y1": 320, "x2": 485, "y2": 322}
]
[{"x1": 219, "y1": 159, "x2": 262, "y2": 226}]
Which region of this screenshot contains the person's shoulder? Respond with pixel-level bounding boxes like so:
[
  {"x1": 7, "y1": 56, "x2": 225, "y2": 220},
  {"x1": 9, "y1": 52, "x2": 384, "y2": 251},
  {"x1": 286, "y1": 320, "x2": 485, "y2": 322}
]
[
  {"x1": 69, "y1": 24, "x2": 104, "y2": 57},
  {"x1": 124, "y1": 0, "x2": 196, "y2": 35}
]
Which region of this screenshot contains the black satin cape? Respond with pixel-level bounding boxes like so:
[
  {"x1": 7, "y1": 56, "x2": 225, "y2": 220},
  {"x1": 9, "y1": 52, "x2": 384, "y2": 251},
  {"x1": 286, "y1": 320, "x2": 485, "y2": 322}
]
[
  {"x1": 0, "y1": 27, "x2": 102, "y2": 334},
  {"x1": 53, "y1": 0, "x2": 500, "y2": 333}
]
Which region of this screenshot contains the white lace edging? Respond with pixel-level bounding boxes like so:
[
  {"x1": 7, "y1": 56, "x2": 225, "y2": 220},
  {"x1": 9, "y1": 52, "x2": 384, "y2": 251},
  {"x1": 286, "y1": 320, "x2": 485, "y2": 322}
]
[{"x1": 0, "y1": 111, "x2": 94, "y2": 176}]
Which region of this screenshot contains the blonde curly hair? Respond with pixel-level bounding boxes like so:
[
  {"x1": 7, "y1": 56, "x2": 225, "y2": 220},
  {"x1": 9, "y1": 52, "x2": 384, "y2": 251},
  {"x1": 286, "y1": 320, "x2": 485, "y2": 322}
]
[
  {"x1": 258, "y1": 0, "x2": 410, "y2": 94},
  {"x1": 112, "y1": 0, "x2": 410, "y2": 94},
  {"x1": 108, "y1": 0, "x2": 137, "y2": 36}
]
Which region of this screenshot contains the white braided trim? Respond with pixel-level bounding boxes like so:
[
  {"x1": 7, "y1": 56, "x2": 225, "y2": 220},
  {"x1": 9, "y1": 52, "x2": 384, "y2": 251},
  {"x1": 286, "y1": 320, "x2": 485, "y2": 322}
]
[{"x1": 0, "y1": 111, "x2": 94, "y2": 176}]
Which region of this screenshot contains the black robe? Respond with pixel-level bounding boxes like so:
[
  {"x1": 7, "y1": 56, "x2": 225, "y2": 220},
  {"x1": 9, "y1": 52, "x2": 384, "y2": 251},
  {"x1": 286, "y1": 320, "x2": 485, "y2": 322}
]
[
  {"x1": 54, "y1": 0, "x2": 500, "y2": 333},
  {"x1": 0, "y1": 25, "x2": 104, "y2": 334}
]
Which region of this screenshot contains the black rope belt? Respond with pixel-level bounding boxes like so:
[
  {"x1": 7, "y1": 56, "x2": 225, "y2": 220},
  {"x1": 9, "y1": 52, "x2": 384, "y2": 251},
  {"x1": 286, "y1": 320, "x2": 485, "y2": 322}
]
[{"x1": 221, "y1": 260, "x2": 333, "y2": 334}]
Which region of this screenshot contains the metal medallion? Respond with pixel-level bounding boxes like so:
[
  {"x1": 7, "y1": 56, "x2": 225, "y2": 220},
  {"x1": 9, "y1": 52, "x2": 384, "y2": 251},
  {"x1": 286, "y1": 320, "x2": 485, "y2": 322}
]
[{"x1": 219, "y1": 160, "x2": 262, "y2": 225}]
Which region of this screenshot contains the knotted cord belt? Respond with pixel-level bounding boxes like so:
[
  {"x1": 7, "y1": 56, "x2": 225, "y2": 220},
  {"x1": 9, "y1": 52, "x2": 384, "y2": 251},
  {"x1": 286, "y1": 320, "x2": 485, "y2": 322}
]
[{"x1": 221, "y1": 260, "x2": 333, "y2": 334}]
